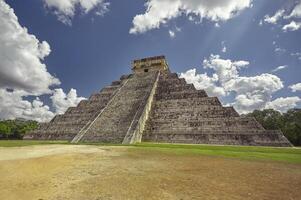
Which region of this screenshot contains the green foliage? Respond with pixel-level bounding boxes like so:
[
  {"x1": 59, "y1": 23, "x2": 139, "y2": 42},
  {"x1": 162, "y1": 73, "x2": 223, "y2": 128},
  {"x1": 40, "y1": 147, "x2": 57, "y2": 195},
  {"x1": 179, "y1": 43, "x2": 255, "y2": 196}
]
[
  {"x1": 246, "y1": 108, "x2": 301, "y2": 146},
  {"x1": 0, "y1": 119, "x2": 38, "y2": 139}
]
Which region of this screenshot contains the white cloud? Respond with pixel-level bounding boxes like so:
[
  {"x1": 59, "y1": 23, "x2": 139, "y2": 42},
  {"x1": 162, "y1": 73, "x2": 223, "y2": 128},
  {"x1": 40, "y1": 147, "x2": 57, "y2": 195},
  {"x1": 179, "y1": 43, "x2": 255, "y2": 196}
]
[
  {"x1": 130, "y1": 0, "x2": 252, "y2": 34},
  {"x1": 222, "y1": 46, "x2": 227, "y2": 53},
  {"x1": 264, "y1": 9, "x2": 285, "y2": 24},
  {"x1": 259, "y1": 19, "x2": 263, "y2": 26},
  {"x1": 168, "y1": 30, "x2": 175, "y2": 38},
  {"x1": 272, "y1": 65, "x2": 288, "y2": 72},
  {"x1": 227, "y1": 74, "x2": 283, "y2": 113},
  {"x1": 221, "y1": 41, "x2": 227, "y2": 53},
  {"x1": 168, "y1": 26, "x2": 181, "y2": 38},
  {"x1": 265, "y1": 97, "x2": 301, "y2": 113},
  {"x1": 261, "y1": 2, "x2": 301, "y2": 32},
  {"x1": 0, "y1": 89, "x2": 55, "y2": 122},
  {"x1": 289, "y1": 83, "x2": 301, "y2": 92},
  {"x1": 291, "y1": 52, "x2": 301, "y2": 60},
  {"x1": 51, "y1": 88, "x2": 86, "y2": 114},
  {"x1": 180, "y1": 55, "x2": 288, "y2": 114},
  {"x1": 175, "y1": 26, "x2": 181, "y2": 32},
  {"x1": 180, "y1": 69, "x2": 226, "y2": 97},
  {"x1": 203, "y1": 54, "x2": 249, "y2": 83},
  {"x1": 0, "y1": 88, "x2": 85, "y2": 122},
  {"x1": 43, "y1": 0, "x2": 110, "y2": 25},
  {"x1": 0, "y1": 0, "x2": 60, "y2": 95},
  {"x1": 274, "y1": 47, "x2": 286, "y2": 53},
  {"x1": 0, "y1": 1, "x2": 85, "y2": 122},
  {"x1": 282, "y1": 21, "x2": 301, "y2": 31},
  {"x1": 285, "y1": 1, "x2": 301, "y2": 19}
]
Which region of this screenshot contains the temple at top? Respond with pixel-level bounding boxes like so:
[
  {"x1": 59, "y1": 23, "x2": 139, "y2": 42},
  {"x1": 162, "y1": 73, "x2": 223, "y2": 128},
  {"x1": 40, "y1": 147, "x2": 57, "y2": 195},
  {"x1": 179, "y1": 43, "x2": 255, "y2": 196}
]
[{"x1": 132, "y1": 56, "x2": 169, "y2": 74}]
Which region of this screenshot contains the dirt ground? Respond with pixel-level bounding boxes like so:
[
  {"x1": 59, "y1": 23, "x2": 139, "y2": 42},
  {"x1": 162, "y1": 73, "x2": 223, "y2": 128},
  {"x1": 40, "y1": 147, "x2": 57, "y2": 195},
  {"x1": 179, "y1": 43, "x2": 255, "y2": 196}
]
[{"x1": 0, "y1": 145, "x2": 300, "y2": 200}]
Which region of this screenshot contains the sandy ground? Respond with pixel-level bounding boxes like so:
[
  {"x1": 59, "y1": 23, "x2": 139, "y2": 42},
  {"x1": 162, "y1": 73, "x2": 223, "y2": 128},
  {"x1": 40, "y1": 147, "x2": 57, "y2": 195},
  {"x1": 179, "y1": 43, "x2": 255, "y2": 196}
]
[{"x1": 0, "y1": 145, "x2": 300, "y2": 200}]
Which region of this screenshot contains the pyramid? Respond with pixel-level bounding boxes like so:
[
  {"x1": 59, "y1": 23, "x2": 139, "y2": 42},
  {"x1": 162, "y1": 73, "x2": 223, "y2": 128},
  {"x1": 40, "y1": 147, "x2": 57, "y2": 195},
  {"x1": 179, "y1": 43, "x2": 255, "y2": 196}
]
[{"x1": 25, "y1": 56, "x2": 292, "y2": 147}]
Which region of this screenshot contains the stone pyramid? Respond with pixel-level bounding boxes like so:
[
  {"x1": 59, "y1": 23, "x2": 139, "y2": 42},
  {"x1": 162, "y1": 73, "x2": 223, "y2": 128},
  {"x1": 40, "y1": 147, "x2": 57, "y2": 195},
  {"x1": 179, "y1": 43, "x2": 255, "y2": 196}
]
[{"x1": 25, "y1": 56, "x2": 292, "y2": 147}]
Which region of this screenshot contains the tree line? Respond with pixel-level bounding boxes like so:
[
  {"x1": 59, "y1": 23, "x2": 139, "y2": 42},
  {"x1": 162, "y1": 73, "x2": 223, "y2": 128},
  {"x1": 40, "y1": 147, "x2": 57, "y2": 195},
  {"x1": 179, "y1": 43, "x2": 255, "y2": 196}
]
[
  {"x1": 0, "y1": 119, "x2": 38, "y2": 139},
  {"x1": 246, "y1": 108, "x2": 301, "y2": 146}
]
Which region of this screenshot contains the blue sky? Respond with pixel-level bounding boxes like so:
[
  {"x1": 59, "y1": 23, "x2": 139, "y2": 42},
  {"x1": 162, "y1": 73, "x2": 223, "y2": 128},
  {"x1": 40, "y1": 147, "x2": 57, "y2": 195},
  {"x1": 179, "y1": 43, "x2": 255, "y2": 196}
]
[{"x1": 0, "y1": 0, "x2": 301, "y2": 122}]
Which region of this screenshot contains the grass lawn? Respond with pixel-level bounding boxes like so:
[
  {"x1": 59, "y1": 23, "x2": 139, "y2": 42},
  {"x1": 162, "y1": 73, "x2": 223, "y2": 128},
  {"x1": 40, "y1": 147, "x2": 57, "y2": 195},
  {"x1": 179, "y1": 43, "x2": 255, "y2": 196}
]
[
  {"x1": 0, "y1": 140, "x2": 69, "y2": 147},
  {"x1": 0, "y1": 140, "x2": 300, "y2": 164},
  {"x1": 133, "y1": 143, "x2": 301, "y2": 164}
]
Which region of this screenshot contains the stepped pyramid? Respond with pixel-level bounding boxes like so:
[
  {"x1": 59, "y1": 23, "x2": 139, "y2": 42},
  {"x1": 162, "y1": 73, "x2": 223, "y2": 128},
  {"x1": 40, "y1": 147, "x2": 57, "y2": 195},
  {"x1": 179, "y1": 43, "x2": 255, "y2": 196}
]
[{"x1": 25, "y1": 56, "x2": 292, "y2": 147}]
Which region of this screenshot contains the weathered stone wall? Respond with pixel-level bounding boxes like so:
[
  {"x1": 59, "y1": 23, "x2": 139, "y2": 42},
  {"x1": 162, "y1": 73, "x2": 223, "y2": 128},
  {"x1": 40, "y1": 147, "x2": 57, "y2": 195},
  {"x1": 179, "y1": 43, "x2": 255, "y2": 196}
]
[
  {"x1": 24, "y1": 76, "x2": 127, "y2": 140},
  {"x1": 142, "y1": 73, "x2": 291, "y2": 147}
]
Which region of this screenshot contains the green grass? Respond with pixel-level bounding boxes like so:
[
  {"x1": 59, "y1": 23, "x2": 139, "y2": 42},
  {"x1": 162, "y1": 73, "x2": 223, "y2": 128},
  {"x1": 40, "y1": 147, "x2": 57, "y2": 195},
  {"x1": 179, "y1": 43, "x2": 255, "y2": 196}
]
[
  {"x1": 0, "y1": 140, "x2": 300, "y2": 164},
  {"x1": 0, "y1": 140, "x2": 69, "y2": 147},
  {"x1": 133, "y1": 143, "x2": 301, "y2": 164}
]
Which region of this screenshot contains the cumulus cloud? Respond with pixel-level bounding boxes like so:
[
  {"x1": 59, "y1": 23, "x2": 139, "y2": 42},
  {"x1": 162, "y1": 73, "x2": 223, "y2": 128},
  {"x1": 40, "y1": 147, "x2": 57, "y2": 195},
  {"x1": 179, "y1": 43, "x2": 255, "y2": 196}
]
[
  {"x1": 282, "y1": 21, "x2": 301, "y2": 31},
  {"x1": 43, "y1": 0, "x2": 110, "y2": 25},
  {"x1": 228, "y1": 74, "x2": 283, "y2": 113},
  {"x1": 203, "y1": 54, "x2": 249, "y2": 83},
  {"x1": 272, "y1": 65, "x2": 288, "y2": 73},
  {"x1": 0, "y1": 89, "x2": 55, "y2": 122},
  {"x1": 180, "y1": 69, "x2": 226, "y2": 97},
  {"x1": 265, "y1": 97, "x2": 301, "y2": 113},
  {"x1": 130, "y1": 0, "x2": 252, "y2": 34},
  {"x1": 285, "y1": 1, "x2": 301, "y2": 19},
  {"x1": 51, "y1": 88, "x2": 86, "y2": 114},
  {"x1": 261, "y1": 1, "x2": 301, "y2": 32},
  {"x1": 289, "y1": 83, "x2": 301, "y2": 92},
  {"x1": 180, "y1": 54, "x2": 291, "y2": 114},
  {"x1": 264, "y1": 9, "x2": 285, "y2": 24},
  {"x1": 0, "y1": 0, "x2": 60, "y2": 95},
  {"x1": 0, "y1": 1, "x2": 85, "y2": 122},
  {"x1": 0, "y1": 88, "x2": 85, "y2": 122}
]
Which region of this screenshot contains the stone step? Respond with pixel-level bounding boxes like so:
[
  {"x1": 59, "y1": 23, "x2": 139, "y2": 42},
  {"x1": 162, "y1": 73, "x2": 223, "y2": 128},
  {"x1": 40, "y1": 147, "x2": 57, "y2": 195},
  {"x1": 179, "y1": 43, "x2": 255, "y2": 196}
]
[
  {"x1": 156, "y1": 84, "x2": 195, "y2": 92},
  {"x1": 142, "y1": 131, "x2": 291, "y2": 147},
  {"x1": 144, "y1": 129, "x2": 282, "y2": 135},
  {"x1": 151, "y1": 106, "x2": 232, "y2": 114},
  {"x1": 154, "y1": 97, "x2": 222, "y2": 106},
  {"x1": 151, "y1": 111, "x2": 238, "y2": 119},
  {"x1": 148, "y1": 117, "x2": 259, "y2": 123},
  {"x1": 156, "y1": 91, "x2": 208, "y2": 100},
  {"x1": 151, "y1": 115, "x2": 237, "y2": 120}
]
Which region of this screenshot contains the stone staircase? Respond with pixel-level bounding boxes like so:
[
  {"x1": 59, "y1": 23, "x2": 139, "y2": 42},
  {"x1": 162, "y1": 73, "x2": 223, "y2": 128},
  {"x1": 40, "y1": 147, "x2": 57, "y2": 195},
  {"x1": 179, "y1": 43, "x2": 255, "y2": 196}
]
[
  {"x1": 79, "y1": 71, "x2": 158, "y2": 143},
  {"x1": 70, "y1": 78, "x2": 131, "y2": 143}
]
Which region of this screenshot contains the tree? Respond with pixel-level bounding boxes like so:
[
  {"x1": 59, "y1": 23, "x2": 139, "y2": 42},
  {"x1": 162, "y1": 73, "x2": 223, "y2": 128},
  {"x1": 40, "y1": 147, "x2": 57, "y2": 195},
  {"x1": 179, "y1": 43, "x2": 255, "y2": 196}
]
[
  {"x1": 0, "y1": 119, "x2": 38, "y2": 139},
  {"x1": 0, "y1": 123, "x2": 11, "y2": 139},
  {"x1": 246, "y1": 108, "x2": 301, "y2": 146}
]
